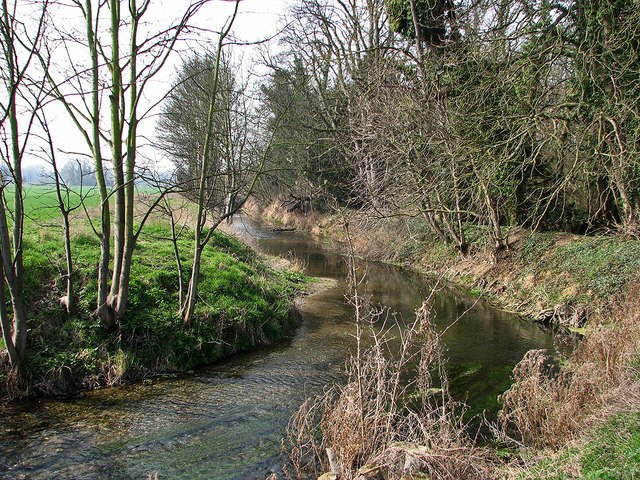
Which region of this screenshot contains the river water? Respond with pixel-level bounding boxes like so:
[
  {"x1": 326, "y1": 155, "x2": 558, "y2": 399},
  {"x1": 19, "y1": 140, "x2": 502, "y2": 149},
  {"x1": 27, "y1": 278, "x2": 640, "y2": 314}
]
[{"x1": 0, "y1": 218, "x2": 559, "y2": 479}]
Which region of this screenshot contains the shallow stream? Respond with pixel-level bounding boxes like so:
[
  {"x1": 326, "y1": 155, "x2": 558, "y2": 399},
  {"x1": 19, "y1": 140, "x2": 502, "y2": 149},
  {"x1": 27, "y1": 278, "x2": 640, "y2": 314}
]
[{"x1": 0, "y1": 217, "x2": 559, "y2": 479}]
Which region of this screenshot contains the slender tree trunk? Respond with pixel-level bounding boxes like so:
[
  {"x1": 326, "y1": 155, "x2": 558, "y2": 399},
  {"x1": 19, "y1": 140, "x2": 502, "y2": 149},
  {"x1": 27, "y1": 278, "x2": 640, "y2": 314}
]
[
  {"x1": 607, "y1": 117, "x2": 639, "y2": 231},
  {"x1": 0, "y1": 263, "x2": 19, "y2": 366},
  {"x1": 181, "y1": 6, "x2": 237, "y2": 324},
  {"x1": 82, "y1": 0, "x2": 113, "y2": 325},
  {"x1": 0, "y1": 0, "x2": 27, "y2": 370},
  {"x1": 62, "y1": 211, "x2": 74, "y2": 312},
  {"x1": 109, "y1": 0, "x2": 125, "y2": 313},
  {"x1": 422, "y1": 209, "x2": 448, "y2": 243},
  {"x1": 182, "y1": 245, "x2": 203, "y2": 325},
  {"x1": 0, "y1": 203, "x2": 26, "y2": 370},
  {"x1": 114, "y1": 0, "x2": 140, "y2": 321},
  {"x1": 434, "y1": 188, "x2": 464, "y2": 249},
  {"x1": 166, "y1": 203, "x2": 185, "y2": 307},
  {"x1": 451, "y1": 161, "x2": 468, "y2": 254},
  {"x1": 8, "y1": 59, "x2": 25, "y2": 366},
  {"x1": 481, "y1": 182, "x2": 505, "y2": 252},
  {"x1": 50, "y1": 153, "x2": 74, "y2": 312}
]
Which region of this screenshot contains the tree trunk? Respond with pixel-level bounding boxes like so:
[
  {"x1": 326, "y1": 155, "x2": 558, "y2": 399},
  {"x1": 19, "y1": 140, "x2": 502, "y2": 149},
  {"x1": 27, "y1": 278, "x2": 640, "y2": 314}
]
[
  {"x1": 181, "y1": 5, "x2": 238, "y2": 324},
  {"x1": 0, "y1": 193, "x2": 26, "y2": 371},
  {"x1": 62, "y1": 211, "x2": 74, "y2": 312},
  {"x1": 0, "y1": 267, "x2": 19, "y2": 367},
  {"x1": 483, "y1": 186, "x2": 505, "y2": 252},
  {"x1": 0, "y1": 2, "x2": 27, "y2": 369},
  {"x1": 182, "y1": 246, "x2": 204, "y2": 325},
  {"x1": 109, "y1": 0, "x2": 125, "y2": 312},
  {"x1": 113, "y1": 1, "x2": 140, "y2": 323},
  {"x1": 607, "y1": 117, "x2": 639, "y2": 232},
  {"x1": 82, "y1": 0, "x2": 112, "y2": 325},
  {"x1": 451, "y1": 161, "x2": 468, "y2": 255}
]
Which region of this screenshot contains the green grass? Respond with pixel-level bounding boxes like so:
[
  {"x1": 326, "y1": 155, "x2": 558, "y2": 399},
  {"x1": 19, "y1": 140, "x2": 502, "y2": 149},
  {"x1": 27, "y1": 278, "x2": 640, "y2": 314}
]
[
  {"x1": 580, "y1": 413, "x2": 640, "y2": 479},
  {"x1": 3, "y1": 187, "x2": 307, "y2": 395},
  {"x1": 553, "y1": 237, "x2": 640, "y2": 299},
  {"x1": 518, "y1": 412, "x2": 640, "y2": 479},
  {"x1": 21, "y1": 184, "x2": 102, "y2": 222},
  {"x1": 516, "y1": 232, "x2": 640, "y2": 308}
]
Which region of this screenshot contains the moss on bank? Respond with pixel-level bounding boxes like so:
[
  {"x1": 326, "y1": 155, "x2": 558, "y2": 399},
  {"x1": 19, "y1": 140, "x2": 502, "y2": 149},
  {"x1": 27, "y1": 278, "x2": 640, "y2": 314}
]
[{"x1": 1, "y1": 200, "x2": 308, "y2": 399}]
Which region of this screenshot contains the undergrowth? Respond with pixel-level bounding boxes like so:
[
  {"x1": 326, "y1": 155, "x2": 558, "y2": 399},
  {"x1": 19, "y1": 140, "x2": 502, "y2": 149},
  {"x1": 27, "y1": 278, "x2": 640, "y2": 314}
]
[
  {"x1": 517, "y1": 233, "x2": 640, "y2": 307},
  {"x1": 260, "y1": 202, "x2": 640, "y2": 479},
  {"x1": 498, "y1": 283, "x2": 640, "y2": 478}
]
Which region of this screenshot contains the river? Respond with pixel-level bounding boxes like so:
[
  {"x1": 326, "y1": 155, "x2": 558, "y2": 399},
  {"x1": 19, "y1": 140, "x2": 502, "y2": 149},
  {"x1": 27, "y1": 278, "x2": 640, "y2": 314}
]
[{"x1": 0, "y1": 217, "x2": 560, "y2": 479}]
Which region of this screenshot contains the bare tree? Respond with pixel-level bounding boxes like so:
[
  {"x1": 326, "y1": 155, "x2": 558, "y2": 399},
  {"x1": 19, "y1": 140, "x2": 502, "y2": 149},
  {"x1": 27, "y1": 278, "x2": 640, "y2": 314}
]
[
  {"x1": 0, "y1": 0, "x2": 49, "y2": 371},
  {"x1": 40, "y1": 0, "x2": 206, "y2": 328},
  {"x1": 35, "y1": 112, "x2": 93, "y2": 314}
]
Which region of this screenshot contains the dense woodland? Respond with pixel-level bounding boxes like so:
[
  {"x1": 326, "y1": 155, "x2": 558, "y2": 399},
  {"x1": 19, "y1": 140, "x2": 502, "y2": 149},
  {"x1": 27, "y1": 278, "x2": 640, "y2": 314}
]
[{"x1": 260, "y1": 0, "x2": 640, "y2": 247}]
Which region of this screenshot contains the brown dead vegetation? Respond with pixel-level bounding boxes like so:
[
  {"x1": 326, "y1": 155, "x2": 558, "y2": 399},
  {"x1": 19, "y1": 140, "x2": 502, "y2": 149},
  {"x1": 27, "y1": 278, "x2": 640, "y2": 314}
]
[
  {"x1": 499, "y1": 283, "x2": 640, "y2": 450},
  {"x1": 284, "y1": 226, "x2": 495, "y2": 479},
  {"x1": 285, "y1": 300, "x2": 495, "y2": 480},
  {"x1": 261, "y1": 201, "x2": 329, "y2": 237}
]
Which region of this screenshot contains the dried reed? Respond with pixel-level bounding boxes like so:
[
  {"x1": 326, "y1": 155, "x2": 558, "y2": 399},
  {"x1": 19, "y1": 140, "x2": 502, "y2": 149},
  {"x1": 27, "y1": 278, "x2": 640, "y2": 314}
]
[
  {"x1": 499, "y1": 282, "x2": 640, "y2": 449},
  {"x1": 284, "y1": 219, "x2": 494, "y2": 479}
]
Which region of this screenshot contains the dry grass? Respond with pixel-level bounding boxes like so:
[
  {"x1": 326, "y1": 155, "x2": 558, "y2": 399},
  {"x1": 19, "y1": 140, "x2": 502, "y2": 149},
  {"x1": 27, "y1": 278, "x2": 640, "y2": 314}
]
[
  {"x1": 284, "y1": 221, "x2": 494, "y2": 479},
  {"x1": 342, "y1": 216, "x2": 404, "y2": 262},
  {"x1": 499, "y1": 282, "x2": 640, "y2": 450},
  {"x1": 285, "y1": 300, "x2": 494, "y2": 479},
  {"x1": 261, "y1": 200, "x2": 329, "y2": 236}
]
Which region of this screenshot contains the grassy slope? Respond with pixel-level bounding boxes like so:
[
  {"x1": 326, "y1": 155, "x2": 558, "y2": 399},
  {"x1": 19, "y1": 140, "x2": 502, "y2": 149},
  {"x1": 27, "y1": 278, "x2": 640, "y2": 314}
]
[{"x1": 1, "y1": 187, "x2": 306, "y2": 397}]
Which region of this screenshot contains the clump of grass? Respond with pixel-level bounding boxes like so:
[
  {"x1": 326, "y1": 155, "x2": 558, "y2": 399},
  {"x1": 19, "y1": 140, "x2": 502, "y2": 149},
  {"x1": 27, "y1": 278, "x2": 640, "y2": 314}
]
[
  {"x1": 286, "y1": 300, "x2": 493, "y2": 480},
  {"x1": 552, "y1": 237, "x2": 640, "y2": 300},
  {"x1": 498, "y1": 282, "x2": 640, "y2": 460},
  {"x1": 515, "y1": 233, "x2": 640, "y2": 312},
  {"x1": 498, "y1": 348, "x2": 600, "y2": 448},
  {"x1": 508, "y1": 412, "x2": 640, "y2": 480}
]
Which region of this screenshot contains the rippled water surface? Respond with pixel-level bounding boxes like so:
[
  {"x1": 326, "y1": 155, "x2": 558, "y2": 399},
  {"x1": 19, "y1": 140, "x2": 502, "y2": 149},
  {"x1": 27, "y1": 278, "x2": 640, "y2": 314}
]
[{"x1": 0, "y1": 217, "x2": 559, "y2": 479}]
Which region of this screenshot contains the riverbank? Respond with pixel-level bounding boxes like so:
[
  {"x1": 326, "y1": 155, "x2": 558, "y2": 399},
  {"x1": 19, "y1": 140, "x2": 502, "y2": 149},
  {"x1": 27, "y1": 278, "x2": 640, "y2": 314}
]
[
  {"x1": 252, "y1": 201, "x2": 640, "y2": 479},
  {"x1": 0, "y1": 194, "x2": 310, "y2": 402},
  {"x1": 255, "y1": 201, "x2": 640, "y2": 330}
]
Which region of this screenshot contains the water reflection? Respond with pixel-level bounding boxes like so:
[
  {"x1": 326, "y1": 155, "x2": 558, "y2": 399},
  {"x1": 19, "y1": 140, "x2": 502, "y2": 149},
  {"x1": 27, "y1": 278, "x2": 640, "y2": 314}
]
[{"x1": 0, "y1": 217, "x2": 559, "y2": 479}]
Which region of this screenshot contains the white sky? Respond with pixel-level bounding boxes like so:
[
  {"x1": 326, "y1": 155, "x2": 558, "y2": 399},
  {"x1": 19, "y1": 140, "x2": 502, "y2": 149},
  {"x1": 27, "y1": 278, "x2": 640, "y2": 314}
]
[
  {"x1": 20, "y1": 0, "x2": 294, "y2": 169},
  {"x1": 135, "y1": 0, "x2": 295, "y2": 168}
]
